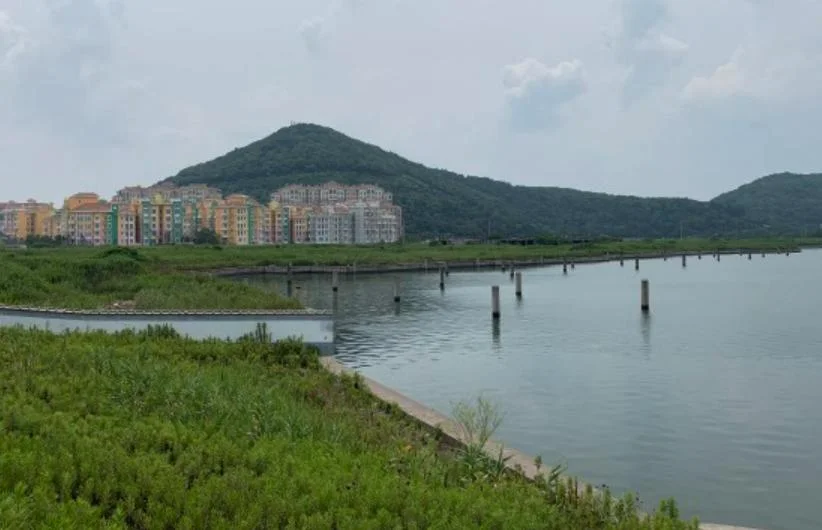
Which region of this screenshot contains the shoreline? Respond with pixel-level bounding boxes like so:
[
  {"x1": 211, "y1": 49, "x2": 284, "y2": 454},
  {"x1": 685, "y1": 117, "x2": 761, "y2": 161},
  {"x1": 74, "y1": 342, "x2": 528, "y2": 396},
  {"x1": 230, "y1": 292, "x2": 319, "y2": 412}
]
[
  {"x1": 209, "y1": 247, "x2": 798, "y2": 277},
  {"x1": 320, "y1": 357, "x2": 766, "y2": 530}
]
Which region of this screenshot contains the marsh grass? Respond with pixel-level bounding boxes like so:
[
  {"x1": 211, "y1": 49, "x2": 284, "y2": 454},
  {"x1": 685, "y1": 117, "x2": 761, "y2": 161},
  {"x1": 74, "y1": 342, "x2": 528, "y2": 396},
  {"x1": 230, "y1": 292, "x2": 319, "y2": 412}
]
[
  {"x1": 0, "y1": 248, "x2": 299, "y2": 310},
  {"x1": 0, "y1": 327, "x2": 700, "y2": 529}
]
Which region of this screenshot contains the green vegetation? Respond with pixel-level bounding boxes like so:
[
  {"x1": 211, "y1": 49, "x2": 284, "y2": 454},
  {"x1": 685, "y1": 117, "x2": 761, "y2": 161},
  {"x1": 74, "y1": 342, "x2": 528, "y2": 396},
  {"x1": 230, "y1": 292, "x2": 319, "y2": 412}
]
[
  {"x1": 2, "y1": 237, "x2": 814, "y2": 307},
  {"x1": 6, "y1": 237, "x2": 813, "y2": 272},
  {"x1": 0, "y1": 326, "x2": 698, "y2": 529},
  {"x1": 713, "y1": 172, "x2": 822, "y2": 235},
  {"x1": 162, "y1": 122, "x2": 822, "y2": 238},
  {"x1": 0, "y1": 247, "x2": 299, "y2": 310}
]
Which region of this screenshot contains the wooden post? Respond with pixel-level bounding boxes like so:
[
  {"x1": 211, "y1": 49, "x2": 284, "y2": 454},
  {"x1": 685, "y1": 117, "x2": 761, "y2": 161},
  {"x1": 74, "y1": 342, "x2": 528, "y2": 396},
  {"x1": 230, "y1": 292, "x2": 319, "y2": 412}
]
[
  {"x1": 698, "y1": 254, "x2": 702, "y2": 260},
  {"x1": 510, "y1": 267, "x2": 515, "y2": 279},
  {"x1": 439, "y1": 268, "x2": 445, "y2": 290},
  {"x1": 748, "y1": 253, "x2": 752, "y2": 260},
  {"x1": 682, "y1": 254, "x2": 686, "y2": 267},
  {"x1": 717, "y1": 253, "x2": 721, "y2": 262},
  {"x1": 491, "y1": 286, "x2": 500, "y2": 320},
  {"x1": 332, "y1": 270, "x2": 339, "y2": 292},
  {"x1": 515, "y1": 272, "x2": 522, "y2": 298},
  {"x1": 563, "y1": 263, "x2": 568, "y2": 274},
  {"x1": 635, "y1": 258, "x2": 639, "y2": 271},
  {"x1": 393, "y1": 279, "x2": 401, "y2": 303},
  {"x1": 620, "y1": 258, "x2": 624, "y2": 267},
  {"x1": 641, "y1": 279, "x2": 650, "y2": 312}
]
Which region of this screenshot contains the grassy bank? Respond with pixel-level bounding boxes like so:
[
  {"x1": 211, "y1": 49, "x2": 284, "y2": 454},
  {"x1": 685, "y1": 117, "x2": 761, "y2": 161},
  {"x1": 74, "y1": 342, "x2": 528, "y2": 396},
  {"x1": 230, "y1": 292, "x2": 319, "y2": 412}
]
[
  {"x1": 0, "y1": 247, "x2": 299, "y2": 310},
  {"x1": 0, "y1": 327, "x2": 698, "y2": 529},
  {"x1": 5, "y1": 237, "x2": 818, "y2": 274}
]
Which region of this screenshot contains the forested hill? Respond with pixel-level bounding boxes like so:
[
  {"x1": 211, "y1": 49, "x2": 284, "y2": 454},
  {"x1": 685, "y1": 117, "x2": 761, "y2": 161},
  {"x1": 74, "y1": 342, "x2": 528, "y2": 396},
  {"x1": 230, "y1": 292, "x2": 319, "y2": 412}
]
[
  {"x1": 162, "y1": 123, "x2": 820, "y2": 238},
  {"x1": 712, "y1": 172, "x2": 822, "y2": 235}
]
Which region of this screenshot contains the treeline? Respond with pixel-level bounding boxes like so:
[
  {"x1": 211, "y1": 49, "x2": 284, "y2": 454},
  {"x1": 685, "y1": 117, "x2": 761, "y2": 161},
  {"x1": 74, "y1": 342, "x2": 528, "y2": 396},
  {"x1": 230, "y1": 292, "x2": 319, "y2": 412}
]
[{"x1": 164, "y1": 123, "x2": 822, "y2": 238}]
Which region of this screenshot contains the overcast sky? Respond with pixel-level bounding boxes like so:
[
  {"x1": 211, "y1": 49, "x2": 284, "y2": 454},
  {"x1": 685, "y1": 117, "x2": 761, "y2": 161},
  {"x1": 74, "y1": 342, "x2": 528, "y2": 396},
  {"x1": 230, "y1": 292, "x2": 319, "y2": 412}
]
[{"x1": 2, "y1": 0, "x2": 821, "y2": 204}]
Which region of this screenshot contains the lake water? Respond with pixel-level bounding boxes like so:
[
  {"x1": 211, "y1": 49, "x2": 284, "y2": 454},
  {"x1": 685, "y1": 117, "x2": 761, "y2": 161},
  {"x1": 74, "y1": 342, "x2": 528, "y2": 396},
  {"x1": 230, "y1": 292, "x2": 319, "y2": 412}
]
[{"x1": 244, "y1": 250, "x2": 822, "y2": 530}]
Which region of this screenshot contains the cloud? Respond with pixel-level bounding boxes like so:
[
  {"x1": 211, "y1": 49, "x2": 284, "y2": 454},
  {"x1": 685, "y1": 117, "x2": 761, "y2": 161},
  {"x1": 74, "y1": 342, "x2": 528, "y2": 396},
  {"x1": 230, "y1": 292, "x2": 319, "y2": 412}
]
[
  {"x1": 503, "y1": 58, "x2": 587, "y2": 130},
  {"x1": 682, "y1": 51, "x2": 745, "y2": 102},
  {"x1": 299, "y1": 0, "x2": 365, "y2": 53},
  {"x1": 0, "y1": 11, "x2": 27, "y2": 70},
  {"x1": 2, "y1": 0, "x2": 141, "y2": 146},
  {"x1": 615, "y1": 0, "x2": 688, "y2": 104}
]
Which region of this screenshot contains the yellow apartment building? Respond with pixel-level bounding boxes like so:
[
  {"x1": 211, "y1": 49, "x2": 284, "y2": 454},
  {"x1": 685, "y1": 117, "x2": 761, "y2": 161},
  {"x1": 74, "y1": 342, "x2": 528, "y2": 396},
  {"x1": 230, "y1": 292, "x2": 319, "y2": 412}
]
[{"x1": 66, "y1": 202, "x2": 112, "y2": 246}]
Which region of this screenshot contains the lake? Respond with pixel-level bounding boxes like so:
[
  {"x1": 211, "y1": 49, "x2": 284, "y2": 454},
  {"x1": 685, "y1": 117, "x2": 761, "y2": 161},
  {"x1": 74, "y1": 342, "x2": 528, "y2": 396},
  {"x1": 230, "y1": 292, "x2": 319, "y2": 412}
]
[{"x1": 243, "y1": 249, "x2": 822, "y2": 530}]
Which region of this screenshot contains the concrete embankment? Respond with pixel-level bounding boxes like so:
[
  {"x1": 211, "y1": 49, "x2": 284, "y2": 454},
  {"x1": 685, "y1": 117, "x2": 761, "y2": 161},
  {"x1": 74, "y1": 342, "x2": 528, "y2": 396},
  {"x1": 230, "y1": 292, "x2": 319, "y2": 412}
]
[
  {"x1": 320, "y1": 357, "x2": 764, "y2": 530},
  {"x1": 209, "y1": 248, "x2": 795, "y2": 277}
]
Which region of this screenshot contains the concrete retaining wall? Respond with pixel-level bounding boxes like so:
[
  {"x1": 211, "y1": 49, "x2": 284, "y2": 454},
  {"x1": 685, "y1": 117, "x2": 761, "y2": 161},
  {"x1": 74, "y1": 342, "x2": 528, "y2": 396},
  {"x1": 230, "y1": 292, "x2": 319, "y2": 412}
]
[{"x1": 0, "y1": 305, "x2": 335, "y2": 355}]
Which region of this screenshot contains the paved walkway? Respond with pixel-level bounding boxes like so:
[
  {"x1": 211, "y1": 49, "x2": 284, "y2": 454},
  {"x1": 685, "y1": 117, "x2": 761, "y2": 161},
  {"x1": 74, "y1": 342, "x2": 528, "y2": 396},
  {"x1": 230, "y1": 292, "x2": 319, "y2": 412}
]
[{"x1": 320, "y1": 357, "x2": 764, "y2": 530}]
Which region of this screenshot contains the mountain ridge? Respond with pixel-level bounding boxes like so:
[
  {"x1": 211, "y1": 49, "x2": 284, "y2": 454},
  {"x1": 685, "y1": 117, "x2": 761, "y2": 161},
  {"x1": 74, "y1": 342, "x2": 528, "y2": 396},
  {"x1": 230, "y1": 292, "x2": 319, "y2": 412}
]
[{"x1": 162, "y1": 123, "x2": 822, "y2": 238}]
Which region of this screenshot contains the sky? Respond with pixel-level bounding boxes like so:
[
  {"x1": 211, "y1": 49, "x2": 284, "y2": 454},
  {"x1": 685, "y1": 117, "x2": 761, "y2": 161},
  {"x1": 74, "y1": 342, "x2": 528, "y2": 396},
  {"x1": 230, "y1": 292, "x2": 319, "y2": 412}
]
[{"x1": 1, "y1": 0, "x2": 821, "y2": 204}]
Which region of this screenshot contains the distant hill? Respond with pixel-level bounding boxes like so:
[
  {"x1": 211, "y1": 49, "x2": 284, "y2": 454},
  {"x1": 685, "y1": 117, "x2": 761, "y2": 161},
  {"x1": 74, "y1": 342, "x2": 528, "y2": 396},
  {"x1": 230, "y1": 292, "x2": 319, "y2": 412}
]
[
  {"x1": 162, "y1": 123, "x2": 818, "y2": 238},
  {"x1": 712, "y1": 172, "x2": 822, "y2": 235}
]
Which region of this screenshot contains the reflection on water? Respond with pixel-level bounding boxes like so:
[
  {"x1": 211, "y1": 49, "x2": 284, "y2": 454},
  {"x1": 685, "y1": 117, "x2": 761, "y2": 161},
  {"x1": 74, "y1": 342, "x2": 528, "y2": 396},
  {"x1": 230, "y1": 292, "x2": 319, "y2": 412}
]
[
  {"x1": 640, "y1": 313, "x2": 652, "y2": 357},
  {"x1": 245, "y1": 250, "x2": 822, "y2": 530}
]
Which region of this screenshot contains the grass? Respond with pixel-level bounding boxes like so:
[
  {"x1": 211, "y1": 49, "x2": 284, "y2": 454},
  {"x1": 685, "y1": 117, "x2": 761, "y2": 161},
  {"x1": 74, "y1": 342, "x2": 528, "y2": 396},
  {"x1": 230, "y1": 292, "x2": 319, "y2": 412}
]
[
  {"x1": 3, "y1": 237, "x2": 816, "y2": 308},
  {"x1": 0, "y1": 247, "x2": 300, "y2": 310},
  {"x1": 0, "y1": 326, "x2": 700, "y2": 529},
  {"x1": 7, "y1": 237, "x2": 818, "y2": 271}
]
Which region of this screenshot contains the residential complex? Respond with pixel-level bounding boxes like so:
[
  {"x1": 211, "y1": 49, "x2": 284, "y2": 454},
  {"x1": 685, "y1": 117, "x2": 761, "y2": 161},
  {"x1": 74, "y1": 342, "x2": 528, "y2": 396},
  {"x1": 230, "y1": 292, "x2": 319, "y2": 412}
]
[
  {"x1": 270, "y1": 183, "x2": 403, "y2": 244},
  {"x1": 0, "y1": 182, "x2": 403, "y2": 246}
]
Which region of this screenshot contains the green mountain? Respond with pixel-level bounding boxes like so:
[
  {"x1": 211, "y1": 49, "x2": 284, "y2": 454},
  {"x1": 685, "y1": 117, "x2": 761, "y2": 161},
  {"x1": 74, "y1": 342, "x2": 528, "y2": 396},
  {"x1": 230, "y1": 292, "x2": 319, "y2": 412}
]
[
  {"x1": 162, "y1": 123, "x2": 819, "y2": 238},
  {"x1": 712, "y1": 172, "x2": 822, "y2": 235}
]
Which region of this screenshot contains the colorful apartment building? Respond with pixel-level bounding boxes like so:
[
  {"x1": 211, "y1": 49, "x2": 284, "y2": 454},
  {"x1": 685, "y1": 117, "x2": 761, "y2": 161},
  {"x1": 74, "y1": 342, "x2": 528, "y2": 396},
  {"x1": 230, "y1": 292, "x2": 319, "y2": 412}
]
[
  {"x1": 2, "y1": 183, "x2": 402, "y2": 247},
  {"x1": 270, "y1": 183, "x2": 403, "y2": 244},
  {"x1": 0, "y1": 200, "x2": 56, "y2": 241}
]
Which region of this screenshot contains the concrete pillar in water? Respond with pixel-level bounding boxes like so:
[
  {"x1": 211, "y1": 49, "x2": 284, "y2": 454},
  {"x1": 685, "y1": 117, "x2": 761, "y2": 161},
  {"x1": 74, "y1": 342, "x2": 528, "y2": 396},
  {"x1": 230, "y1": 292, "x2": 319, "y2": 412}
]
[
  {"x1": 515, "y1": 272, "x2": 522, "y2": 298},
  {"x1": 491, "y1": 285, "x2": 501, "y2": 320},
  {"x1": 635, "y1": 258, "x2": 640, "y2": 271},
  {"x1": 641, "y1": 279, "x2": 650, "y2": 313},
  {"x1": 439, "y1": 268, "x2": 445, "y2": 290},
  {"x1": 682, "y1": 254, "x2": 687, "y2": 267},
  {"x1": 332, "y1": 270, "x2": 339, "y2": 292}
]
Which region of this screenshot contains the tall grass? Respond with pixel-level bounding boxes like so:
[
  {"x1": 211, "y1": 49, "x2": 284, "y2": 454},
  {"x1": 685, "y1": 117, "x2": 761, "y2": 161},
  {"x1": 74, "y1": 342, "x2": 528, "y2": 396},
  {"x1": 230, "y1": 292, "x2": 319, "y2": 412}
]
[
  {"x1": 0, "y1": 327, "x2": 699, "y2": 529},
  {"x1": 0, "y1": 248, "x2": 300, "y2": 310}
]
